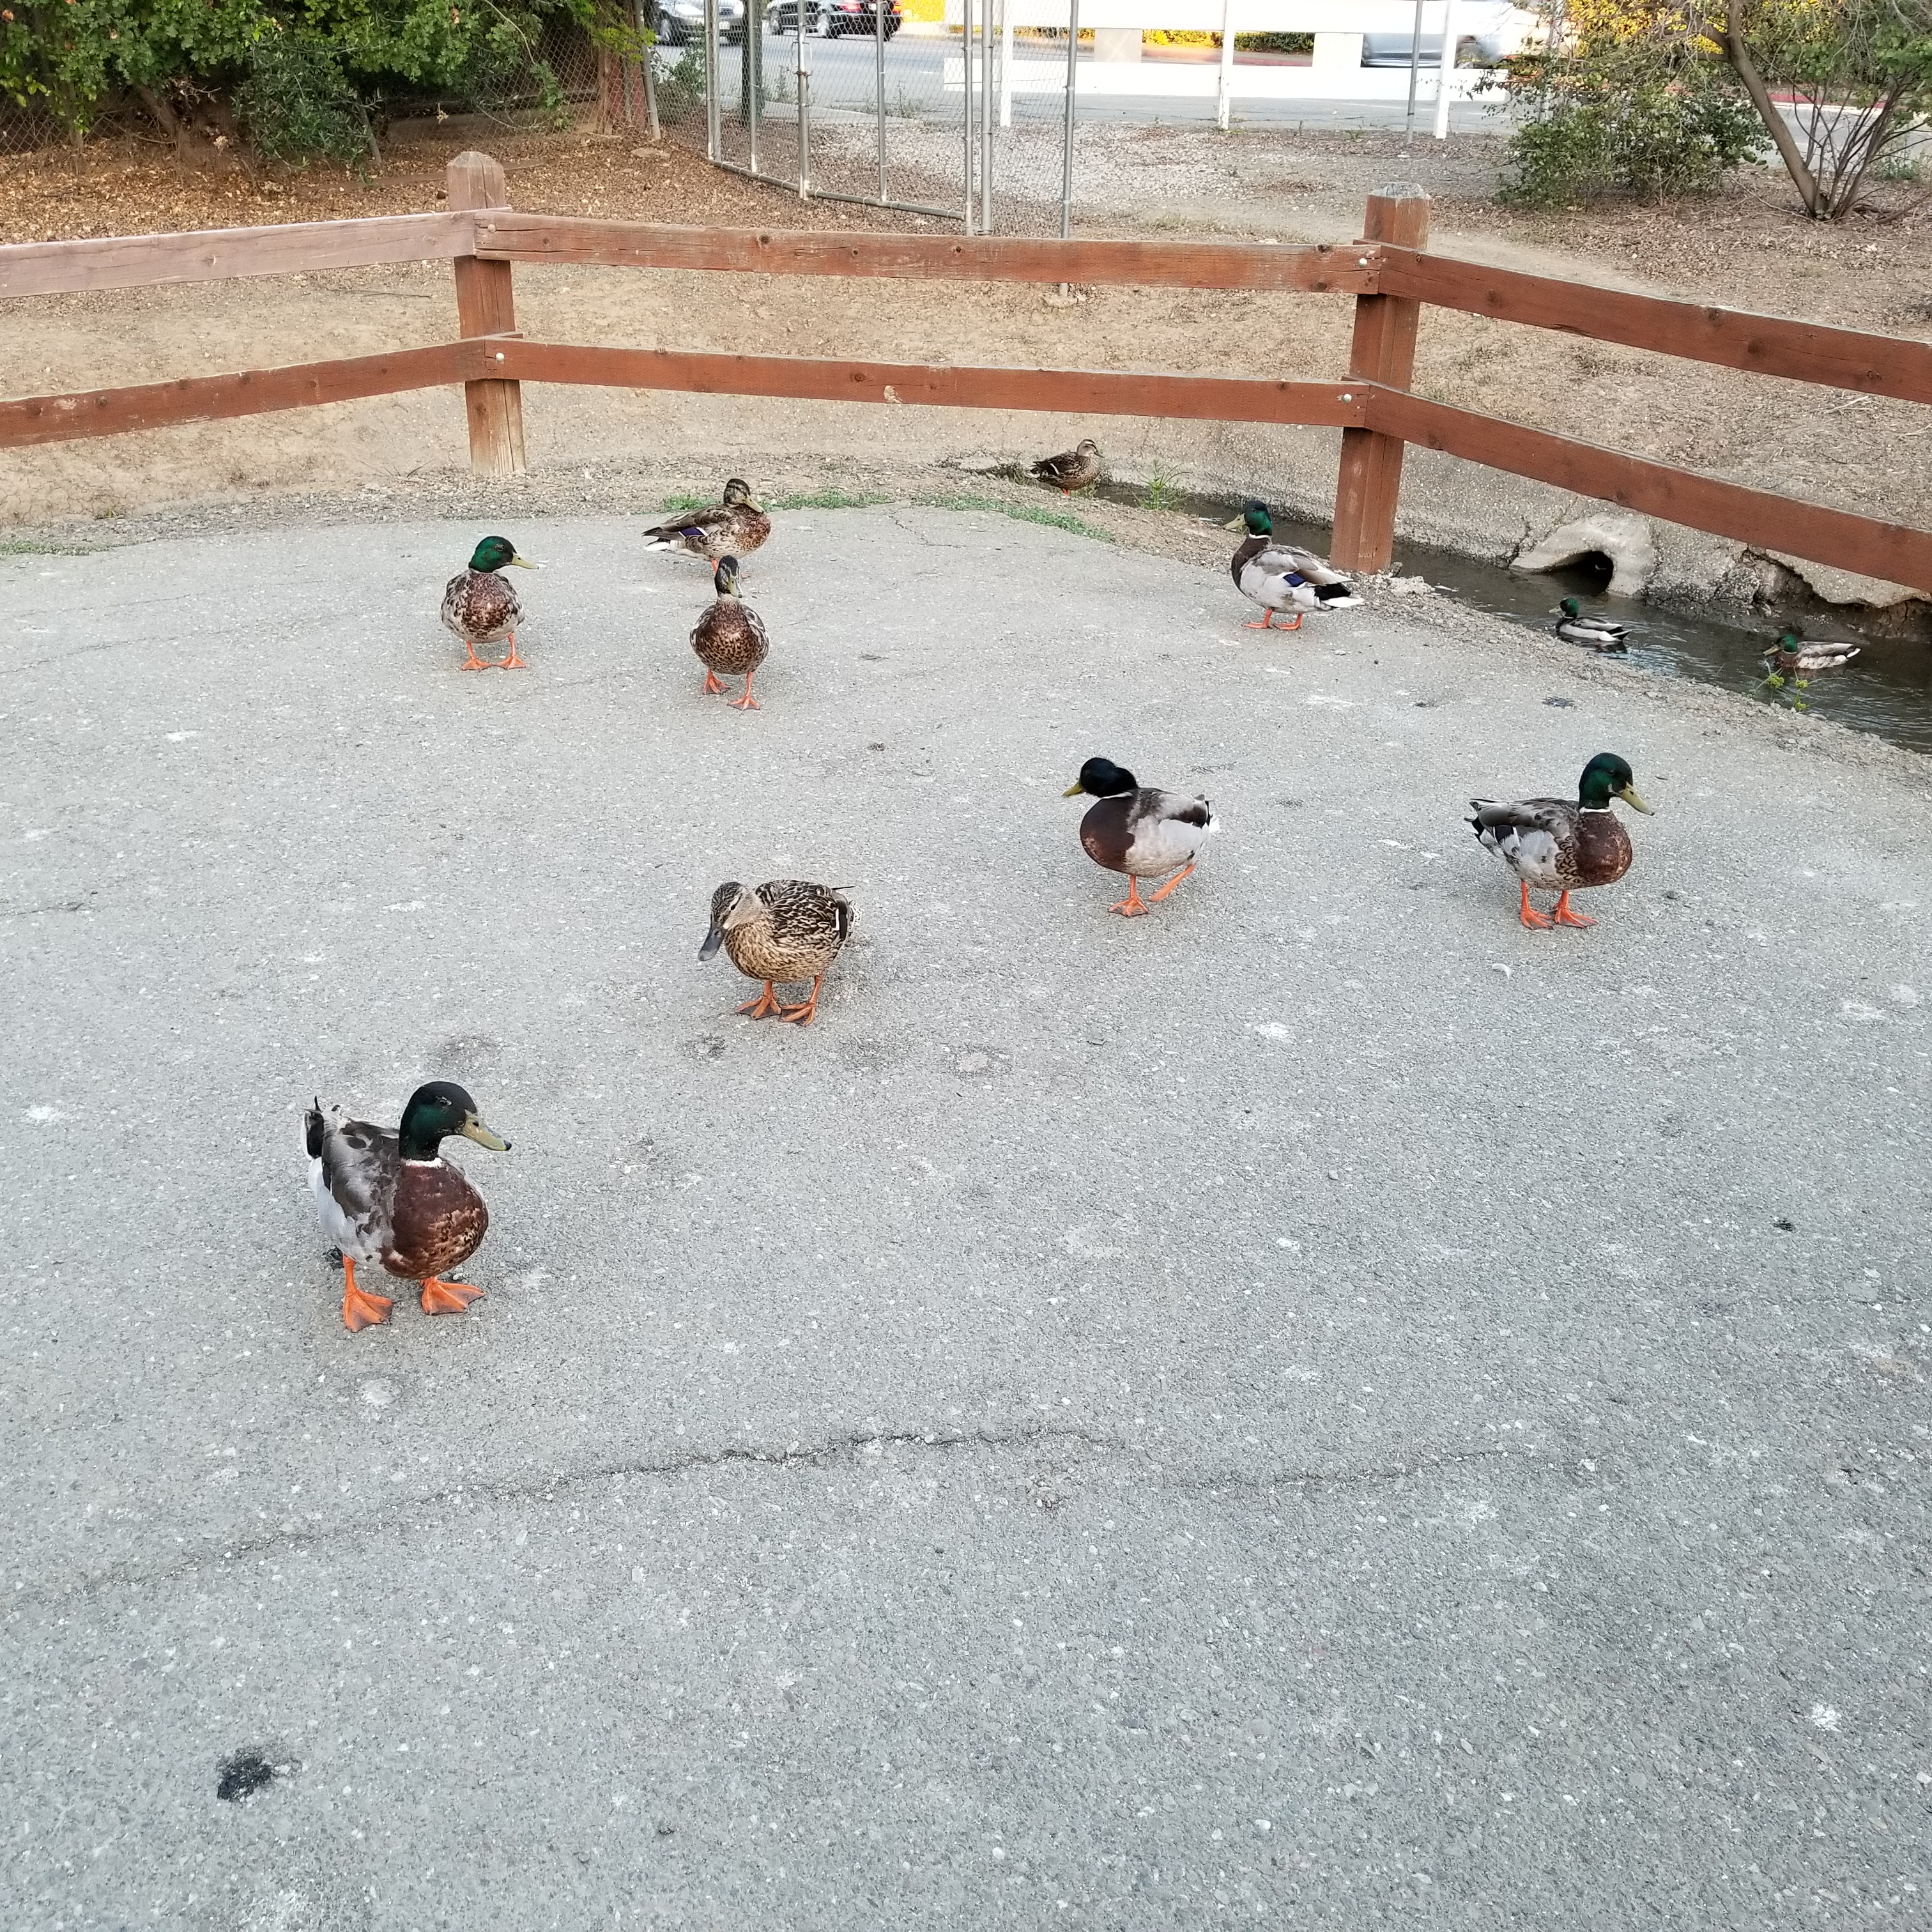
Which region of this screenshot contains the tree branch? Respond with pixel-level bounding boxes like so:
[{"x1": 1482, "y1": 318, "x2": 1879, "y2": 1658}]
[{"x1": 1710, "y1": 0, "x2": 1825, "y2": 215}]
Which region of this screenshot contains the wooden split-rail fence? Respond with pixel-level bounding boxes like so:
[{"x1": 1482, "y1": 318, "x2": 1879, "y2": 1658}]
[{"x1": 2, "y1": 151, "x2": 1928, "y2": 592}]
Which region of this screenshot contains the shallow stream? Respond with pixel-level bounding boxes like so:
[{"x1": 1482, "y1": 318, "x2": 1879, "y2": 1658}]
[{"x1": 1086, "y1": 481, "x2": 1932, "y2": 759}]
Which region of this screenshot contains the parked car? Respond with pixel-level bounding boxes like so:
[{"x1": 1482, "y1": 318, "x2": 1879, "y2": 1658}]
[
  {"x1": 1361, "y1": 2, "x2": 1538, "y2": 65},
  {"x1": 774, "y1": 0, "x2": 900, "y2": 36},
  {"x1": 654, "y1": 0, "x2": 749, "y2": 45}
]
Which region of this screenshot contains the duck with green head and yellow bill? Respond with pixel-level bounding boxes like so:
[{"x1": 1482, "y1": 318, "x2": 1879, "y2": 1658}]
[
  {"x1": 1469, "y1": 752, "x2": 1653, "y2": 930},
  {"x1": 1763, "y1": 627, "x2": 1860, "y2": 680},
  {"x1": 305, "y1": 1081, "x2": 510, "y2": 1331},
  {"x1": 643, "y1": 480, "x2": 771, "y2": 563},
  {"x1": 1064, "y1": 756, "x2": 1218, "y2": 917},
  {"x1": 441, "y1": 535, "x2": 537, "y2": 671},
  {"x1": 1223, "y1": 502, "x2": 1359, "y2": 630},
  {"x1": 1551, "y1": 597, "x2": 1629, "y2": 651}
]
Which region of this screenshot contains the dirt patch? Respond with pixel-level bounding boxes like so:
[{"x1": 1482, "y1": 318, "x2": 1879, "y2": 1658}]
[{"x1": 3, "y1": 124, "x2": 1928, "y2": 613}]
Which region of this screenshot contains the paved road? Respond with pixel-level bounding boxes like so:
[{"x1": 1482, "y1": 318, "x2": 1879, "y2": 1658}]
[
  {"x1": 723, "y1": 30, "x2": 1506, "y2": 129},
  {"x1": 4, "y1": 507, "x2": 1928, "y2": 1930}
]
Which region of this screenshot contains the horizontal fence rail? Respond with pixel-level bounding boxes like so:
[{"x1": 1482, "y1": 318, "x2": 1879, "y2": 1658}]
[
  {"x1": 2, "y1": 159, "x2": 1928, "y2": 599},
  {"x1": 470, "y1": 214, "x2": 1382, "y2": 294},
  {"x1": 0, "y1": 211, "x2": 477, "y2": 300}
]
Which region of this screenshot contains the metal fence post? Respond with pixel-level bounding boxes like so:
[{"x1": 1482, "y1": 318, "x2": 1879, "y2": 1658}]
[
  {"x1": 876, "y1": 0, "x2": 887, "y2": 204},
  {"x1": 1330, "y1": 185, "x2": 1430, "y2": 574},
  {"x1": 797, "y1": 0, "x2": 811, "y2": 196},
  {"x1": 979, "y1": 0, "x2": 993, "y2": 231},
  {"x1": 447, "y1": 151, "x2": 526, "y2": 480},
  {"x1": 705, "y1": 0, "x2": 721, "y2": 160},
  {"x1": 1060, "y1": 0, "x2": 1078, "y2": 243},
  {"x1": 1216, "y1": 0, "x2": 1233, "y2": 131},
  {"x1": 962, "y1": 0, "x2": 975, "y2": 233}
]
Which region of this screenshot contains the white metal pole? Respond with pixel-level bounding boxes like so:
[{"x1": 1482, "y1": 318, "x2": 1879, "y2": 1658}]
[
  {"x1": 1402, "y1": 0, "x2": 1423, "y2": 146},
  {"x1": 962, "y1": 0, "x2": 974, "y2": 232},
  {"x1": 797, "y1": 0, "x2": 810, "y2": 195},
  {"x1": 979, "y1": 0, "x2": 993, "y2": 231},
  {"x1": 1000, "y1": 0, "x2": 1015, "y2": 130},
  {"x1": 1059, "y1": 0, "x2": 1077, "y2": 241},
  {"x1": 1432, "y1": 0, "x2": 1455, "y2": 140},
  {"x1": 1216, "y1": 0, "x2": 1234, "y2": 132},
  {"x1": 705, "y1": 0, "x2": 721, "y2": 159},
  {"x1": 875, "y1": 0, "x2": 887, "y2": 203}
]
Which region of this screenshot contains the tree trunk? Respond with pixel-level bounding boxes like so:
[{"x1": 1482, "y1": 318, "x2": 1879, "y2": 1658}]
[{"x1": 1711, "y1": 0, "x2": 1824, "y2": 215}]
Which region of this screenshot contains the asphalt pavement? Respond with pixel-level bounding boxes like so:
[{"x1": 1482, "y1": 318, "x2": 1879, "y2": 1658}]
[{"x1": 3, "y1": 506, "x2": 1929, "y2": 1929}]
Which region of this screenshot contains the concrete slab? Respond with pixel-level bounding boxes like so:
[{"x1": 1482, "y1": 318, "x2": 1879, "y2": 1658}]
[{"x1": 3, "y1": 507, "x2": 1929, "y2": 1930}]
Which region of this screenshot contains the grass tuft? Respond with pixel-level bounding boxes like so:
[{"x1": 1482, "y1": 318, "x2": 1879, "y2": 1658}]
[
  {"x1": 912, "y1": 493, "x2": 1110, "y2": 542},
  {"x1": 767, "y1": 489, "x2": 892, "y2": 510}
]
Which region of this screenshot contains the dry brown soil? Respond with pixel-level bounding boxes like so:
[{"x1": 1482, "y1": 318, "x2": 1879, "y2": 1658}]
[{"x1": 3, "y1": 125, "x2": 1928, "y2": 608}]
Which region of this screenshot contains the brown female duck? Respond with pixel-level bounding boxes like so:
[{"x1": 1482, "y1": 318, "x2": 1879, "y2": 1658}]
[
  {"x1": 643, "y1": 480, "x2": 771, "y2": 562},
  {"x1": 700, "y1": 879, "x2": 852, "y2": 1025},
  {"x1": 689, "y1": 556, "x2": 769, "y2": 710}
]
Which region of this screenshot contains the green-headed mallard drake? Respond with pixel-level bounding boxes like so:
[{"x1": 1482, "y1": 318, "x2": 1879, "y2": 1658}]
[
  {"x1": 1222, "y1": 502, "x2": 1360, "y2": 631},
  {"x1": 700, "y1": 879, "x2": 852, "y2": 1025},
  {"x1": 1765, "y1": 628, "x2": 1859, "y2": 677},
  {"x1": 690, "y1": 556, "x2": 769, "y2": 710},
  {"x1": 441, "y1": 535, "x2": 537, "y2": 671},
  {"x1": 305, "y1": 1082, "x2": 510, "y2": 1331},
  {"x1": 1551, "y1": 597, "x2": 1629, "y2": 651},
  {"x1": 1063, "y1": 755, "x2": 1218, "y2": 917},
  {"x1": 643, "y1": 480, "x2": 770, "y2": 562},
  {"x1": 1469, "y1": 751, "x2": 1653, "y2": 931},
  {"x1": 1031, "y1": 438, "x2": 1101, "y2": 496}
]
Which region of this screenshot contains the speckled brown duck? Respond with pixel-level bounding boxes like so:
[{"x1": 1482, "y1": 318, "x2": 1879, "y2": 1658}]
[
  {"x1": 643, "y1": 480, "x2": 771, "y2": 562},
  {"x1": 689, "y1": 556, "x2": 769, "y2": 710},
  {"x1": 700, "y1": 879, "x2": 852, "y2": 1025}
]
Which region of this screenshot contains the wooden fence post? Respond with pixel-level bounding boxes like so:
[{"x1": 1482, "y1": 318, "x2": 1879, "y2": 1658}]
[
  {"x1": 447, "y1": 151, "x2": 527, "y2": 480},
  {"x1": 1330, "y1": 184, "x2": 1430, "y2": 574}
]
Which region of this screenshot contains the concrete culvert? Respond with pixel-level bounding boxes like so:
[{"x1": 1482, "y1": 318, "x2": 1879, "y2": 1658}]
[{"x1": 1512, "y1": 511, "x2": 1658, "y2": 597}]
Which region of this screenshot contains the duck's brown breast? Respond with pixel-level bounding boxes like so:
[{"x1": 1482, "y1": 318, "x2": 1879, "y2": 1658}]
[
  {"x1": 384, "y1": 1160, "x2": 489, "y2": 1280},
  {"x1": 1079, "y1": 796, "x2": 1135, "y2": 874},
  {"x1": 1567, "y1": 810, "x2": 1634, "y2": 889},
  {"x1": 692, "y1": 601, "x2": 769, "y2": 675}
]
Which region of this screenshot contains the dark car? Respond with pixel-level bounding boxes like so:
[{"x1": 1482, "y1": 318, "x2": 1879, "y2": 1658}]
[
  {"x1": 654, "y1": 0, "x2": 749, "y2": 43},
  {"x1": 770, "y1": 0, "x2": 900, "y2": 34}
]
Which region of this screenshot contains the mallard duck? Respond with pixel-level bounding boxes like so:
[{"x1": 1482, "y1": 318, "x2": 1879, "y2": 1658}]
[
  {"x1": 1031, "y1": 438, "x2": 1101, "y2": 496},
  {"x1": 643, "y1": 479, "x2": 771, "y2": 562},
  {"x1": 1764, "y1": 628, "x2": 1860, "y2": 677},
  {"x1": 305, "y1": 1082, "x2": 510, "y2": 1331},
  {"x1": 1469, "y1": 751, "x2": 1653, "y2": 931},
  {"x1": 1551, "y1": 597, "x2": 1629, "y2": 650},
  {"x1": 700, "y1": 879, "x2": 852, "y2": 1024},
  {"x1": 690, "y1": 556, "x2": 769, "y2": 710},
  {"x1": 1063, "y1": 756, "x2": 1218, "y2": 917},
  {"x1": 441, "y1": 536, "x2": 537, "y2": 671},
  {"x1": 1222, "y1": 502, "x2": 1360, "y2": 630}
]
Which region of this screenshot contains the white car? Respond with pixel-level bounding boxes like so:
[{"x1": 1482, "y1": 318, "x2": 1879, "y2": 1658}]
[
  {"x1": 655, "y1": 0, "x2": 749, "y2": 44},
  {"x1": 1361, "y1": 2, "x2": 1539, "y2": 65}
]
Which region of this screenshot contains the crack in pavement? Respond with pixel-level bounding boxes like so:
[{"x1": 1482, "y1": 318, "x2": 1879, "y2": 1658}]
[{"x1": 17, "y1": 1424, "x2": 1514, "y2": 1613}]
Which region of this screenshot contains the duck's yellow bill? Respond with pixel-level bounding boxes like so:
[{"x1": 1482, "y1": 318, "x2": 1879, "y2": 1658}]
[
  {"x1": 461, "y1": 1116, "x2": 511, "y2": 1151},
  {"x1": 1062, "y1": 782, "x2": 1087, "y2": 797},
  {"x1": 507, "y1": 555, "x2": 539, "y2": 569},
  {"x1": 1618, "y1": 785, "x2": 1654, "y2": 815},
  {"x1": 1221, "y1": 516, "x2": 1246, "y2": 532}
]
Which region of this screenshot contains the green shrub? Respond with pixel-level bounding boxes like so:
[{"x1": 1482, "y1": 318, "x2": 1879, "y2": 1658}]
[{"x1": 236, "y1": 32, "x2": 371, "y2": 166}]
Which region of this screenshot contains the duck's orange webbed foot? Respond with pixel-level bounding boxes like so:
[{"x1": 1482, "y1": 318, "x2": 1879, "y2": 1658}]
[
  {"x1": 459, "y1": 644, "x2": 491, "y2": 671},
  {"x1": 737, "y1": 981, "x2": 785, "y2": 1020},
  {"x1": 420, "y1": 1277, "x2": 483, "y2": 1315},
  {"x1": 494, "y1": 633, "x2": 527, "y2": 670},
  {"x1": 1551, "y1": 891, "x2": 1597, "y2": 929},
  {"x1": 341, "y1": 1257, "x2": 394, "y2": 1331},
  {"x1": 779, "y1": 974, "x2": 825, "y2": 1024},
  {"x1": 728, "y1": 673, "x2": 761, "y2": 712},
  {"x1": 702, "y1": 668, "x2": 726, "y2": 695},
  {"x1": 1146, "y1": 862, "x2": 1197, "y2": 905},
  {"x1": 1108, "y1": 878, "x2": 1151, "y2": 917},
  {"x1": 1517, "y1": 880, "x2": 1554, "y2": 930}
]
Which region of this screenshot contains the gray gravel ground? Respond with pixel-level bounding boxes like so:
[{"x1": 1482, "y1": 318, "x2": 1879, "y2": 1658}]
[{"x1": 4, "y1": 505, "x2": 1930, "y2": 1931}]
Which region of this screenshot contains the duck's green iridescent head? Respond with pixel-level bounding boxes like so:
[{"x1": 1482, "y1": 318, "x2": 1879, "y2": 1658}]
[
  {"x1": 468, "y1": 535, "x2": 536, "y2": 574},
  {"x1": 1557, "y1": 596, "x2": 1584, "y2": 619},
  {"x1": 398, "y1": 1080, "x2": 510, "y2": 1162},
  {"x1": 1776, "y1": 629, "x2": 1802, "y2": 650},
  {"x1": 1223, "y1": 498, "x2": 1273, "y2": 537},
  {"x1": 1578, "y1": 751, "x2": 1652, "y2": 815}
]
